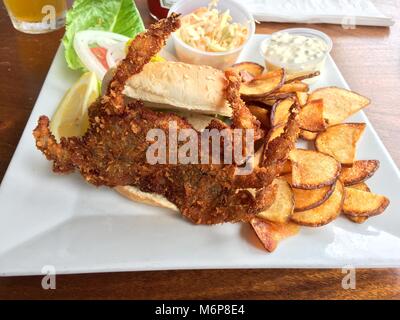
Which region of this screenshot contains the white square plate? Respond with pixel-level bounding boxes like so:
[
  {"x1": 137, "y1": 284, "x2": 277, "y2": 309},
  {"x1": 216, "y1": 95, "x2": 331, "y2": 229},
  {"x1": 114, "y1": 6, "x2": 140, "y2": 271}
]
[{"x1": 1, "y1": 35, "x2": 400, "y2": 276}]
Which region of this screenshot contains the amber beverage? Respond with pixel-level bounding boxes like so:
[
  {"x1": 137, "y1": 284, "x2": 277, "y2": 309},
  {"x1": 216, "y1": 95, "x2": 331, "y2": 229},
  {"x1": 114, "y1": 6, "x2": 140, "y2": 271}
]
[{"x1": 3, "y1": 0, "x2": 67, "y2": 34}]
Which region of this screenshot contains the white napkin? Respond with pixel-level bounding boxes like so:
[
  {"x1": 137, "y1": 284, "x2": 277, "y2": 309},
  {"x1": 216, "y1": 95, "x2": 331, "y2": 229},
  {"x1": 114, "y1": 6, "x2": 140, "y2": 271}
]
[{"x1": 245, "y1": 0, "x2": 394, "y2": 27}]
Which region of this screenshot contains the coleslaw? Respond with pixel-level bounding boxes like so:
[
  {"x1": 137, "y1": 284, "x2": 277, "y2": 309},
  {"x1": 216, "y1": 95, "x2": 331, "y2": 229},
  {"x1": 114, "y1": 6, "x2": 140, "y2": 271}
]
[{"x1": 177, "y1": 0, "x2": 248, "y2": 53}]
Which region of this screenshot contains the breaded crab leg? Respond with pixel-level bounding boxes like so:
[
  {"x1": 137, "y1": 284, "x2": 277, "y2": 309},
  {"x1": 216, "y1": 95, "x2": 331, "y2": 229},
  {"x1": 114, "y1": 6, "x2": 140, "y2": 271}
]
[{"x1": 224, "y1": 70, "x2": 263, "y2": 140}]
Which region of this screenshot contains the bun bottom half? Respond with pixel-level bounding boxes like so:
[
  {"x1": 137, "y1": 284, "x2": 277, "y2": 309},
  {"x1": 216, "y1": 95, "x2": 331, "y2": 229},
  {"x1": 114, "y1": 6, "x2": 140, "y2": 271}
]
[{"x1": 114, "y1": 186, "x2": 178, "y2": 211}]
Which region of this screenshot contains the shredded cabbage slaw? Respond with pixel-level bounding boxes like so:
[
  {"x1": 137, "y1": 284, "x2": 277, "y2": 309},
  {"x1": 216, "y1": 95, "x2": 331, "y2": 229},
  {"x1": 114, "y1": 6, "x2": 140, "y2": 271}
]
[{"x1": 177, "y1": 0, "x2": 248, "y2": 53}]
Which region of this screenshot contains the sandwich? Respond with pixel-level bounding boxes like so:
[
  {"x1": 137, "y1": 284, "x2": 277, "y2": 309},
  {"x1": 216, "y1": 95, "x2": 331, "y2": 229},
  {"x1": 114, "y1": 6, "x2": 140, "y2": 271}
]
[
  {"x1": 33, "y1": 13, "x2": 298, "y2": 225},
  {"x1": 103, "y1": 61, "x2": 234, "y2": 210}
]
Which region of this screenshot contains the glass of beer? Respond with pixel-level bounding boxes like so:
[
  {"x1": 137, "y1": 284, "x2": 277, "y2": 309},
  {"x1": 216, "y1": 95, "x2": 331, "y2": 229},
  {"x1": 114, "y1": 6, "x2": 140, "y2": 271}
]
[{"x1": 3, "y1": 0, "x2": 67, "y2": 34}]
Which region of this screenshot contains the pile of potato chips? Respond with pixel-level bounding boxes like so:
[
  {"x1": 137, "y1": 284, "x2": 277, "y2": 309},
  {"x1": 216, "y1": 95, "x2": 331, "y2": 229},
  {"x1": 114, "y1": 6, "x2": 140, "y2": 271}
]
[{"x1": 228, "y1": 62, "x2": 390, "y2": 252}]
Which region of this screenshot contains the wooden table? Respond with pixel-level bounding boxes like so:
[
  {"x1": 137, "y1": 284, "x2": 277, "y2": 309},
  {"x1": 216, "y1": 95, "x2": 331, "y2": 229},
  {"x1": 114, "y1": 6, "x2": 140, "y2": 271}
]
[{"x1": 0, "y1": 0, "x2": 399, "y2": 300}]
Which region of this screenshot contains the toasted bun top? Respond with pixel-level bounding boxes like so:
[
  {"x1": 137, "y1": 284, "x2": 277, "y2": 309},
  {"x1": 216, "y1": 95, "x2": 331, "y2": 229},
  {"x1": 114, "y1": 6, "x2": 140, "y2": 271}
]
[{"x1": 123, "y1": 61, "x2": 232, "y2": 117}]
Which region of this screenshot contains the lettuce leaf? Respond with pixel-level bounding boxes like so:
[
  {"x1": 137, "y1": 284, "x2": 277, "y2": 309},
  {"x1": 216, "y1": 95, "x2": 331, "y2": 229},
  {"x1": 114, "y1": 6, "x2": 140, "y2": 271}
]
[{"x1": 63, "y1": 0, "x2": 145, "y2": 71}]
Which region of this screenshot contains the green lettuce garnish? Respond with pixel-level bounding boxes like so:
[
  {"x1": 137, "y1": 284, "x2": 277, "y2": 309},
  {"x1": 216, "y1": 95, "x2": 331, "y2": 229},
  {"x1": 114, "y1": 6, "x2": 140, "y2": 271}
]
[{"x1": 63, "y1": 0, "x2": 145, "y2": 71}]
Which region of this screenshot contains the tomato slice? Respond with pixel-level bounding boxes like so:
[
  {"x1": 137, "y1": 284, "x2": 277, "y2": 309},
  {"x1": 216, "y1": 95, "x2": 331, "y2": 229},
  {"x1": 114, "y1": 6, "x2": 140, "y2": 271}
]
[
  {"x1": 90, "y1": 47, "x2": 109, "y2": 70},
  {"x1": 74, "y1": 31, "x2": 129, "y2": 79}
]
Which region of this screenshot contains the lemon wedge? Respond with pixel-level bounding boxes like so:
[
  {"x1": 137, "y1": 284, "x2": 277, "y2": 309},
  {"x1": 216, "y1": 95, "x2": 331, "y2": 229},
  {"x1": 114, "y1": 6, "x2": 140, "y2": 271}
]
[{"x1": 50, "y1": 72, "x2": 99, "y2": 141}]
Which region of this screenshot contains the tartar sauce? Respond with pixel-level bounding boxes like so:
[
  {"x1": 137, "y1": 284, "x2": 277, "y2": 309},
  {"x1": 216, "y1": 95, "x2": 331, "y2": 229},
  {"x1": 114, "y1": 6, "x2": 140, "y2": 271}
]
[{"x1": 265, "y1": 32, "x2": 328, "y2": 65}]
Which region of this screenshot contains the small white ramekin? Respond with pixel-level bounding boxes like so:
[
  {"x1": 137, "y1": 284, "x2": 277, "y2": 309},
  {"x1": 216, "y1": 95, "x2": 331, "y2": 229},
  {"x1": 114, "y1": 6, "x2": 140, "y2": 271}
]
[
  {"x1": 260, "y1": 28, "x2": 333, "y2": 83},
  {"x1": 168, "y1": 0, "x2": 255, "y2": 70}
]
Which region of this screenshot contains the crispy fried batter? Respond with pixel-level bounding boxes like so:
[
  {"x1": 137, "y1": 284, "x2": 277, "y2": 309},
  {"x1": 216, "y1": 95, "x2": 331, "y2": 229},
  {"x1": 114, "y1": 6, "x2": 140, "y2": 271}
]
[
  {"x1": 233, "y1": 106, "x2": 299, "y2": 189},
  {"x1": 33, "y1": 15, "x2": 299, "y2": 225},
  {"x1": 34, "y1": 104, "x2": 293, "y2": 224},
  {"x1": 225, "y1": 70, "x2": 263, "y2": 141}
]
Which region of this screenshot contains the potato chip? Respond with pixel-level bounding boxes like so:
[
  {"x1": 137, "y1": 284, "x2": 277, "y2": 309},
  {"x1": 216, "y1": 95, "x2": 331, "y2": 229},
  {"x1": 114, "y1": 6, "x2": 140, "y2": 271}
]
[
  {"x1": 299, "y1": 129, "x2": 318, "y2": 141},
  {"x1": 228, "y1": 62, "x2": 264, "y2": 77},
  {"x1": 289, "y1": 149, "x2": 341, "y2": 189},
  {"x1": 270, "y1": 98, "x2": 295, "y2": 127},
  {"x1": 257, "y1": 178, "x2": 294, "y2": 223},
  {"x1": 290, "y1": 180, "x2": 344, "y2": 227},
  {"x1": 278, "y1": 81, "x2": 309, "y2": 94},
  {"x1": 309, "y1": 87, "x2": 370, "y2": 125},
  {"x1": 298, "y1": 99, "x2": 327, "y2": 132},
  {"x1": 346, "y1": 216, "x2": 368, "y2": 224},
  {"x1": 345, "y1": 182, "x2": 371, "y2": 224},
  {"x1": 266, "y1": 125, "x2": 285, "y2": 144},
  {"x1": 240, "y1": 69, "x2": 285, "y2": 98},
  {"x1": 250, "y1": 217, "x2": 300, "y2": 252},
  {"x1": 342, "y1": 187, "x2": 390, "y2": 217},
  {"x1": 247, "y1": 104, "x2": 270, "y2": 128},
  {"x1": 339, "y1": 160, "x2": 379, "y2": 186},
  {"x1": 345, "y1": 183, "x2": 371, "y2": 223},
  {"x1": 315, "y1": 123, "x2": 366, "y2": 165},
  {"x1": 280, "y1": 160, "x2": 292, "y2": 175},
  {"x1": 349, "y1": 182, "x2": 371, "y2": 192},
  {"x1": 261, "y1": 99, "x2": 277, "y2": 106},
  {"x1": 263, "y1": 92, "x2": 296, "y2": 101},
  {"x1": 281, "y1": 174, "x2": 335, "y2": 212},
  {"x1": 296, "y1": 92, "x2": 309, "y2": 107},
  {"x1": 286, "y1": 71, "x2": 320, "y2": 83}
]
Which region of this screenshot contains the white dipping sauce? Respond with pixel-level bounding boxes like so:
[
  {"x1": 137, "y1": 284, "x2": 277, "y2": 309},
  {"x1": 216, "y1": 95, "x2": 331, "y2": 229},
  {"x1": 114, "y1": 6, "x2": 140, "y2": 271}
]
[{"x1": 265, "y1": 32, "x2": 328, "y2": 65}]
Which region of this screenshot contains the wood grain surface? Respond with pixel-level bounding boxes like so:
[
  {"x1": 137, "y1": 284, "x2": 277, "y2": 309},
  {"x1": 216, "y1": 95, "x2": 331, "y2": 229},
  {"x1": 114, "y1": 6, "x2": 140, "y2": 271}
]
[{"x1": 0, "y1": 0, "x2": 399, "y2": 300}]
